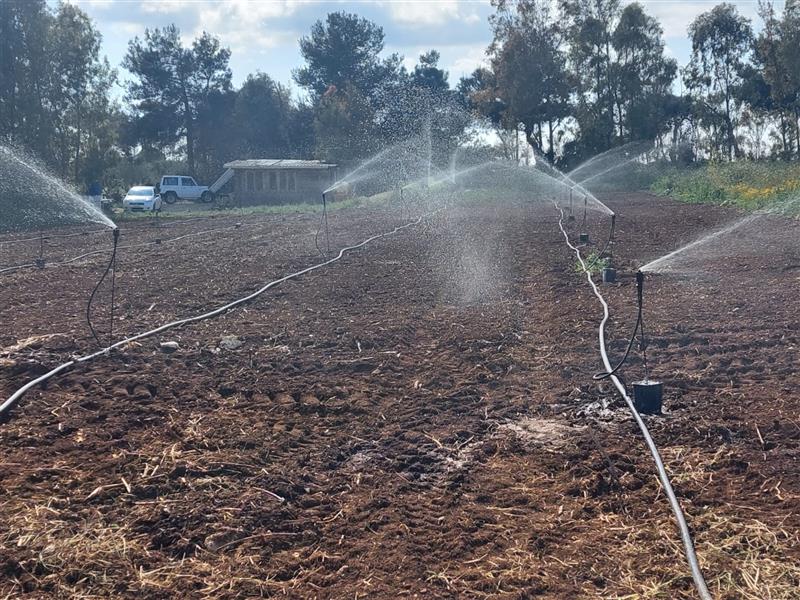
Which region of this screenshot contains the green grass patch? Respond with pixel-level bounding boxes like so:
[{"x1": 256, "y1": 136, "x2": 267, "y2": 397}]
[
  {"x1": 650, "y1": 161, "x2": 800, "y2": 214},
  {"x1": 111, "y1": 192, "x2": 395, "y2": 223},
  {"x1": 575, "y1": 250, "x2": 609, "y2": 275}
]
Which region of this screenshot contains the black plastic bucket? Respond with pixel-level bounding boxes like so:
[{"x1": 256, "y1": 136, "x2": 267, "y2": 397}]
[
  {"x1": 579, "y1": 232, "x2": 589, "y2": 243},
  {"x1": 602, "y1": 267, "x2": 616, "y2": 283},
  {"x1": 633, "y1": 380, "x2": 663, "y2": 414}
]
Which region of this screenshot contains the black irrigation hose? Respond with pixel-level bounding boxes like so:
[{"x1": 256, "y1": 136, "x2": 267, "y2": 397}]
[
  {"x1": 0, "y1": 209, "x2": 441, "y2": 418},
  {"x1": 555, "y1": 205, "x2": 712, "y2": 600},
  {"x1": 86, "y1": 229, "x2": 119, "y2": 345},
  {"x1": 592, "y1": 299, "x2": 642, "y2": 382}
]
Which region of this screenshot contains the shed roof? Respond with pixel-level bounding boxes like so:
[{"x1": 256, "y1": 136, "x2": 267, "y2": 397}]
[{"x1": 224, "y1": 159, "x2": 337, "y2": 170}]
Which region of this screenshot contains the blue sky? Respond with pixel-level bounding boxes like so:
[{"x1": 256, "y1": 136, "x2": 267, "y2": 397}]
[{"x1": 67, "y1": 0, "x2": 775, "y2": 100}]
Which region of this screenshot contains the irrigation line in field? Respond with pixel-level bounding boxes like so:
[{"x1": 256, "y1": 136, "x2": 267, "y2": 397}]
[
  {"x1": 0, "y1": 222, "x2": 262, "y2": 276},
  {"x1": 0, "y1": 215, "x2": 226, "y2": 248},
  {"x1": 555, "y1": 206, "x2": 712, "y2": 600},
  {"x1": 0, "y1": 209, "x2": 439, "y2": 418}
]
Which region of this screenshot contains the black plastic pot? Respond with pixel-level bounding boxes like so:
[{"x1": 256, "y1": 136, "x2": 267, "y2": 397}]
[{"x1": 633, "y1": 380, "x2": 663, "y2": 414}]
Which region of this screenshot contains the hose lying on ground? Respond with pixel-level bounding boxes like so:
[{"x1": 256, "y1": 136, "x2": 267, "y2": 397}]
[
  {"x1": 0, "y1": 210, "x2": 438, "y2": 418},
  {"x1": 556, "y1": 206, "x2": 712, "y2": 600}
]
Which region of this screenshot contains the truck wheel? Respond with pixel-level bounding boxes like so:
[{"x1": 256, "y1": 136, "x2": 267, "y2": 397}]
[
  {"x1": 163, "y1": 192, "x2": 178, "y2": 204},
  {"x1": 201, "y1": 191, "x2": 215, "y2": 203}
]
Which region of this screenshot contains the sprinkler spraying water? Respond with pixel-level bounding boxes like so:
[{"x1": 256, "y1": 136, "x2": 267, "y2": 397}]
[{"x1": 0, "y1": 144, "x2": 116, "y2": 233}]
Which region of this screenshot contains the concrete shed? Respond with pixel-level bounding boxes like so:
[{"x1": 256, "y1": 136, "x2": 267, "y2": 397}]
[{"x1": 224, "y1": 159, "x2": 338, "y2": 205}]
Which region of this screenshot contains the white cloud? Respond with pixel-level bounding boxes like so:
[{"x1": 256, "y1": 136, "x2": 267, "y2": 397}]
[
  {"x1": 390, "y1": 42, "x2": 488, "y2": 79},
  {"x1": 383, "y1": 0, "x2": 486, "y2": 26},
  {"x1": 109, "y1": 21, "x2": 147, "y2": 37},
  {"x1": 641, "y1": 1, "x2": 762, "y2": 40},
  {"x1": 182, "y1": 1, "x2": 305, "y2": 53},
  {"x1": 141, "y1": 0, "x2": 187, "y2": 14},
  {"x1": 447, "y1": 44, "x2": 487, "y2": 76}
]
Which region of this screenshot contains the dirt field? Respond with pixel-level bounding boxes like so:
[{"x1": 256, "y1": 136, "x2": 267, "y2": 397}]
[{"x1": 1, "y1": 193, "x2": 799, "y2": 599}]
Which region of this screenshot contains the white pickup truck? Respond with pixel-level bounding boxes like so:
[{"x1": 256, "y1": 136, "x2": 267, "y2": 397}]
[{"x1": 159, "y1": 175, "x2": 213, "y2": 204}]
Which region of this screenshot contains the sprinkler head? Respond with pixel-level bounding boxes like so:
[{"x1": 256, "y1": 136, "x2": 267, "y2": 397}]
[
  {"x1": 235, "y1": 222, "x2": 242, "y2": 229},
  {"x1": 112, "y1": 227, "x2": 120, "y2": 242},
  {"x1": 35, "y1": 258, "x2": 46, "y2": 269},
  {"x1": 579, "y1": 232, "x2": 589, "y2": 243},
  {"x1": 155, "y1": 238, "x2": 162, "y2": 245}
]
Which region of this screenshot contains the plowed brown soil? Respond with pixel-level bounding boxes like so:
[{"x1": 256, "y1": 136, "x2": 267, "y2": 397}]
[{"x1": 1, "y1": 194, "x2": 799, "y2": 599}]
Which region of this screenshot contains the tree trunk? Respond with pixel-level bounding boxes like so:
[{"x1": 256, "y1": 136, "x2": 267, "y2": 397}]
[
  {"x1": 74, "y1": 108, "x2": 82, "y2": 185},
  {"x1": 547, "y1": 119, "x2": 555, "y2": 163},
  {"x1": 723, "y1": 78, "x2": 740, "y2": 160},
  {"x1": 181, "y1": 87, "x2": 196, "y2": 176},
  {"x1": 794, "y1": 107, "x2": 800, "y2": 159},
  {"x1": 780, "y1": 112, "x2": 788, "y2": 156},
  {"x1": 523, "y1": 122, "x2": 543, "y2": 157}
]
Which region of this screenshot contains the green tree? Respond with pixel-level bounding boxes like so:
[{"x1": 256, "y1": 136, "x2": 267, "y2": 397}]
[
  {"x1": 411, "y1": 50, "x2": 449, "y2": 92},
  {"x1": 313, "y1": 84, "x2": 376, "y2": 164},
  {"x1": 234, "y1": 73, "x2": 293, "y2": 157},
  {"x1": 0, "y1": 1, "x2": 116, "y2": 187},
  {"x1": 686, "y1": 3, "x2": 753, "y2": 159},
  {"x1": 0, "y1": 0, "x2": 52, "y2": 151},
  {"x1": 294, "y1": 12, "x2": 387, "y2": 97},
  {"x1": 612, "y1": 3, "x2": 677, "y2": 141},
  {"x1": 489, "y1": 0, "x2": 571, "y2": 162},
  {"x1": 560, "y1": 0, "x2": 621, "y2": 154},
  {"x1": 48, "y1": 3, "x2": 117, "y2": 183},
  {"x1": 123, "y1": 26, "x2": 232, "y2": 175},
  {"x1": 779, "y1": 0, "x2": 800, "y2": 154}
]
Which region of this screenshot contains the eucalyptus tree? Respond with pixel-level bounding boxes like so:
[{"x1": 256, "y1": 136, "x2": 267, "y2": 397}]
[
  {"x1": 49, "y1": 3, "x2": 117, "y2": 183},
  {"x1": 685, "y1": 3, "x2": 753, "y2": 159},
  {"x1": 612, "y1": 3, "x2": 677, "y2": 141},
  {"x1": 0, "y1": 1, "x2": 117, "y2": 185},
  {"x1": 489, "y1": 0, "x2": 571, "y2": 162},
  {"x1": 779, "y1": 0, "x2": 800, "y2": 153},
  {"x1": 752, "y1": 0, "x2": 793, "y2": 156}
]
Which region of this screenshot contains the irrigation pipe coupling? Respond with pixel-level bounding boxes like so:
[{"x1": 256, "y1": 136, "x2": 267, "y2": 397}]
[{"x1": 555, "y1": 204, "x2": 712, "y2": 600}]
